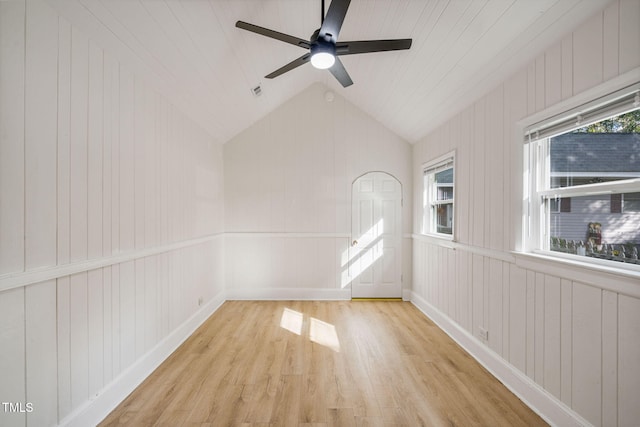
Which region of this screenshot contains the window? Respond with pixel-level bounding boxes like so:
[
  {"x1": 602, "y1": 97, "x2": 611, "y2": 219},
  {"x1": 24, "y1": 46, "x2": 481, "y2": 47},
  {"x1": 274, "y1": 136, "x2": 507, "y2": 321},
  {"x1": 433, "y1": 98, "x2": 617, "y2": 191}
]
[
  {"x1": 623, "y1": 192, "x2": 640, "y2": 212},
  {"x1": 610, "y1": 193, "x2": 640, "y2": 213},
  {"x1": 423, "y1": 153, "x2": 455, "y2": 237},
  {"x1": 524, "y1": 83, "x2": 640, "y2": 267}
]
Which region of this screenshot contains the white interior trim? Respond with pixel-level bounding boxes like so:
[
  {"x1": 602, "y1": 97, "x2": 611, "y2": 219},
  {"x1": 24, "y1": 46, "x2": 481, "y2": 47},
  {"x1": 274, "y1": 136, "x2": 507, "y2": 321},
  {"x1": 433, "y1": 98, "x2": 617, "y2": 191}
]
[
  {"x1": 523, "y1": 82, "x2": 640, "y2": 142},
  {"x1": 538, "y1": 178, "x2": 640, "y2": 198},
  {"x1": 0, "y1": 233, "x2": 224, "y2": 292},
  {"x1": 225, "y1": 232, "x2": 351, "y2": 238},
  {"x1": 550, "y1": 172, "x2": 640, "y2": 178},
  {"x1": 515, "y1": 252, "x2": 640, "y2": 299},
  {"x1": 412, "y1": 233, "x2": 516, "y2": 263},
  {"x1": 421, "y1": 150, "x2": 456, "y2": 172},
  {"x1": 226, "y1": 287, "x2": 352, "y2": 301},
  {"x1": 413, "y1": 233, "x2": 640, "y2": 298}
]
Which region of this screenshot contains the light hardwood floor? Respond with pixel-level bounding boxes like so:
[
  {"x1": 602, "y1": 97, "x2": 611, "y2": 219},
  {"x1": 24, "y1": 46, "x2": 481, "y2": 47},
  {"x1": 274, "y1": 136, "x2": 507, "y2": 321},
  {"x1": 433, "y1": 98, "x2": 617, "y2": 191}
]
[{"x1": 100, "y1": 300, "x2": 548, "y2": 426}]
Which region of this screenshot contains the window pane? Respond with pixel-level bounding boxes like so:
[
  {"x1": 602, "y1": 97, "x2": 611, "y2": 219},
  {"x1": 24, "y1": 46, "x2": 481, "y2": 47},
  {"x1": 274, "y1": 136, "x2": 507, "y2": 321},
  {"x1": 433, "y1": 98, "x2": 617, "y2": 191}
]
[
  {"x1": 423, "y1": 158, "x2": 454, "y2": 237},
  {"x1": 624, "y1": 192, "x2": 640, "y2": 212},
  {"x1": 435, "y1": 168, "x2": 453, "y2": 184},
  {"x1": 548, "y1": 194, "x2": 640, "y2": 261},
  {"x1": 437, "y1": 185, "x2": 453, "y2": 201},
  {"x1": 435, "y1": 167, "x2": 454, "y2": 201},
  {"x1": 435, "y1": 204, "x2": 453, "y2": 235},
  {"x1": 549, "y1": 111, "x2": 640, "y2": 189}
]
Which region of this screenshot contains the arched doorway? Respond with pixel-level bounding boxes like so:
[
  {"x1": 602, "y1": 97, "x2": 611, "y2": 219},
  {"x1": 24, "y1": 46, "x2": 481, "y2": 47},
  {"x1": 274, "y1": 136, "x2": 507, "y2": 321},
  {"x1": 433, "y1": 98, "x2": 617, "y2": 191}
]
[{"x1": 350, "y1": 172, "x2": 402, "y2": 298}]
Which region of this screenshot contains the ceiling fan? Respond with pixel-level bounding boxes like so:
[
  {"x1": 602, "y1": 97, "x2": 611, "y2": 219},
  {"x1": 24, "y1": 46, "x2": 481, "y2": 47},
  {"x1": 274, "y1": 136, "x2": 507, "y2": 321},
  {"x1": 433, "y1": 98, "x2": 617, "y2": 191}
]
[{"x1": 235, "y1": 0, "x2": 412, "y2": 87}]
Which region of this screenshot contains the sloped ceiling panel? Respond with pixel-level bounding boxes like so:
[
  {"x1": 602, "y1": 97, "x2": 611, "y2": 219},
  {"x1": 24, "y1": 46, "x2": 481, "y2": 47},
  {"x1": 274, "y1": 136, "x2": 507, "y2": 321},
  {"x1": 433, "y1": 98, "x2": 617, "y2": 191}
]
[{"x1": 47, "y1": 0, "x2": 612, "y2": 144}]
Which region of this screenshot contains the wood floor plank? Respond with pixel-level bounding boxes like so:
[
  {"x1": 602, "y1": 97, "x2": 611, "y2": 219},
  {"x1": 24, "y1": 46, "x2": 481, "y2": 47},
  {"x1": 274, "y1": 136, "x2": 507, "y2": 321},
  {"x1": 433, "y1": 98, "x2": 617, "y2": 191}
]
[
  {"x1": 269, "y1": 375, "x2": 302, "y2": 427},
  {"x1": 99, "y1": 301, "x2": 547, "y2": 427},
  {"x1": 327, "y1": 408, "x2": 356, "y2": 427},
  {"x1": 354, "y1": 416, "x2": 384, "y2": 427}
]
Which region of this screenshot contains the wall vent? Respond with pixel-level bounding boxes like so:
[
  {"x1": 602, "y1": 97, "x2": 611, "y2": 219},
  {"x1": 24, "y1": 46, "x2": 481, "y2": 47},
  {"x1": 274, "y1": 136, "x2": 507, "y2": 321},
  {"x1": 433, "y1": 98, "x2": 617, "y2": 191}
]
[{"x1": 251, "y1": 84, "x2": 262, "y2": 97}]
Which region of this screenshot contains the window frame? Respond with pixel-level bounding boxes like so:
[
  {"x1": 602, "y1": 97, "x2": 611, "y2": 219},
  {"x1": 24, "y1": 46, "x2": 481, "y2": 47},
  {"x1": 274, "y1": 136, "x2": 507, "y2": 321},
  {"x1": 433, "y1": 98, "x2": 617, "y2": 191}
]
[
  {"x1": 522, "y1": 82, "x2": 640, "y2": 272},
  {"x1": 422, "y1": 151, "x2": 456, "y2": 240}
]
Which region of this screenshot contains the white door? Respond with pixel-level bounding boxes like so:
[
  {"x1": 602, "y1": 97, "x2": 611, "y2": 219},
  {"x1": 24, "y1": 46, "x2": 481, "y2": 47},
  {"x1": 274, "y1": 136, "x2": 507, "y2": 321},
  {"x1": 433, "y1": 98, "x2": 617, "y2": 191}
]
[{"x1": 350, "y1": 172, "x2": 402, "y2": 298}]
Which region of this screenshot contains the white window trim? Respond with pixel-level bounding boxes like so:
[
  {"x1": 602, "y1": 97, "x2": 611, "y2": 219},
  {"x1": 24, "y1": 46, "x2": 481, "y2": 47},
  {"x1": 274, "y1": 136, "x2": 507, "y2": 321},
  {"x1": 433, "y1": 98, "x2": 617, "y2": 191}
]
[
  {"x1": 422, "y1": 151, "x2": 456, "y2": 240},
  {"x1": 538, "y1": 177, "x2": 640, "y2": 199},
  {"x1": 519, "y1": 75, "x2": 640, "y2": 274}
]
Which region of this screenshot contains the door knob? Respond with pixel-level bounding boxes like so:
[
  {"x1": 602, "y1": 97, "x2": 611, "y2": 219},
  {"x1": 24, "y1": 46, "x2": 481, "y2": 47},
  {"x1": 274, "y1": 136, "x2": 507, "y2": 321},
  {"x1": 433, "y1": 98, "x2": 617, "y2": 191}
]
[{"x1": 352, "y1": 240, "x2": 358, "y2": 247}]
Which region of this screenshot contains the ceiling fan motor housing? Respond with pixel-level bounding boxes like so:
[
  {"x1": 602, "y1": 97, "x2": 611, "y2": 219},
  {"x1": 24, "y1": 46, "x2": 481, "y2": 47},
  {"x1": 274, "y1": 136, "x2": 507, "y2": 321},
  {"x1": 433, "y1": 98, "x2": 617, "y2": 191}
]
[{"x1": 310, "y1": 37, "x2": 336, "y2": 69}]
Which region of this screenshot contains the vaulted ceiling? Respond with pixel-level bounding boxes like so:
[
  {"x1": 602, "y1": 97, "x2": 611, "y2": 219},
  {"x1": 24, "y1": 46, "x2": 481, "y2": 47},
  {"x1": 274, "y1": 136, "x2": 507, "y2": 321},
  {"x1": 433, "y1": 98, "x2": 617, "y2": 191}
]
[{"x1": 49, "y1": 0, "x2": 611, "y2": 144}]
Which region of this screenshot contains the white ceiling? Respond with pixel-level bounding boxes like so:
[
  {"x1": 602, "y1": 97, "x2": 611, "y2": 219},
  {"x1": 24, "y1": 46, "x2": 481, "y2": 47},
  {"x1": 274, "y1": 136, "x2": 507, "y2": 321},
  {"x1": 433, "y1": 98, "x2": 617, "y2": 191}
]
[{"x1": 49, "y1": 0, "x2": 612, "y2": 144}]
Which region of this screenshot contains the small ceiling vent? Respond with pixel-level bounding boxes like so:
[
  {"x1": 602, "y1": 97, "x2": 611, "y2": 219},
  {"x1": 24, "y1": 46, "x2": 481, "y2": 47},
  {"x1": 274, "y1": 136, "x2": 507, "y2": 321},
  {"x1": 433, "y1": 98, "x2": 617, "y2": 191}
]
[{"x1": 251, "y1": 84, "x2": 262, "y2": 97}]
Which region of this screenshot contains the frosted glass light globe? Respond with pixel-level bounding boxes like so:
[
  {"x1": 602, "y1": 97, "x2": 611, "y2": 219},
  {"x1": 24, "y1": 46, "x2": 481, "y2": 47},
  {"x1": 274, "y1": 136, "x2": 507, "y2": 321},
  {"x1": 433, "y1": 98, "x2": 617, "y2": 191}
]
[{"x1": 311, "y1": 52, "x2": 335, "y2": 69}]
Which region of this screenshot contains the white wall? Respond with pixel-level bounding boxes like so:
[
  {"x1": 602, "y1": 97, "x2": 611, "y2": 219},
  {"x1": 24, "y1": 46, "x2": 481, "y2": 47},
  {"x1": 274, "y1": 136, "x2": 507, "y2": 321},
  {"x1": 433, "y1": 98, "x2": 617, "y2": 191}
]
[
  {"x1": 0, "y1": 1, "x2": 225, "y2": 426},
  {"x1": 411, "y1": 1, "x2": 640, "y2": 426},
  {"x1": 224, "y1": 83, "x2": 413, "y2": 299}
]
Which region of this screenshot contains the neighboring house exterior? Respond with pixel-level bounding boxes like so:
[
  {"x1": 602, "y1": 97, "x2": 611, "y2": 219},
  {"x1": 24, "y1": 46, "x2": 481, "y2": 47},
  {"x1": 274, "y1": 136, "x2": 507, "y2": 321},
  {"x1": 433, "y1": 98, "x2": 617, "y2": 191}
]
[{"x1": 549, "y1": 133, "x2": 640, "y2": 247}]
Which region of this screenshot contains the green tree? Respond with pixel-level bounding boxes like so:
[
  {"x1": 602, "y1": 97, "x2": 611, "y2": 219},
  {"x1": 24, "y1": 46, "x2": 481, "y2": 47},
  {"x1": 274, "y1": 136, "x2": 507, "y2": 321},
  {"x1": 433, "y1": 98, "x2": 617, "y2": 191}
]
[{"x1": 573, "y1": 109, "x2": 640, "y2": 133}]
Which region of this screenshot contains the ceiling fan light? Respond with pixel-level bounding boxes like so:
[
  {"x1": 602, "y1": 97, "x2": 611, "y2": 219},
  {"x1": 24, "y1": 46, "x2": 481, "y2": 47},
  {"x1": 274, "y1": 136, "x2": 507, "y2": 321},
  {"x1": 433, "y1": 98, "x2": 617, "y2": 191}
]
[
  {"x1": 310, "y1": 40, "x2": 336, "y2": 69},
  {"x1": 311, "y1": 51, "x2": 335, "y2": 69}
]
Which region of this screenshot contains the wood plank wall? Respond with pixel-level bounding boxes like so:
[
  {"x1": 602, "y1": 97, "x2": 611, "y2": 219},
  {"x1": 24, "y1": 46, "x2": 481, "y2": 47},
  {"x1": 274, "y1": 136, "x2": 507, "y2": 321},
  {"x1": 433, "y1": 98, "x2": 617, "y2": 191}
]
[
  {"x1": 224, "y1": 84, "x2": 413, "y2": 297},
  {"x1": 0, "y1": 1, "x2": 225, "y2": 426},
  {"x1": 412, "y1": 1, "x2": 640, "y2": 426}
]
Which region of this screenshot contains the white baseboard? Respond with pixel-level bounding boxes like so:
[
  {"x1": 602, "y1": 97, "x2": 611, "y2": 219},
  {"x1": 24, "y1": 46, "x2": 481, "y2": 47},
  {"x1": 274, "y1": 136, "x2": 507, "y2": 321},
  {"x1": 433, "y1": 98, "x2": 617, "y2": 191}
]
[
  {"x1": 60, "y1": 290, "x2": 226, "y2": 427},
  {"x1": 409, "y1": 291, "x2": 593, "y2": 427},
  {"x1": 226, "y1": 287, "x2": 352, "y2": 300}
]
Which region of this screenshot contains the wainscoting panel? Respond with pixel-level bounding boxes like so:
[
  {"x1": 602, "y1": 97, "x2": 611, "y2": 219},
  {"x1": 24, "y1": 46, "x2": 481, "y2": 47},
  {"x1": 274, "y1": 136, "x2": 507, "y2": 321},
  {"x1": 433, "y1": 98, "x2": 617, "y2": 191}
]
[{"x1": 412, "y1": 236, "x2": 640, "y2": 426}]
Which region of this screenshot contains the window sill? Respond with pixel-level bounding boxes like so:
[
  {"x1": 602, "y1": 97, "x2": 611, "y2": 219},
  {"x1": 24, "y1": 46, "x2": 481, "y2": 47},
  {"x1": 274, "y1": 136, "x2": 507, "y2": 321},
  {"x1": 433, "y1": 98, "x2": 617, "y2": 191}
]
[
  {"x1": 513, "y1": 250, "x2": 640, "y2": 298},
  {"x1": 421, "y1": 232, "x2": 455, "y2": 242}
]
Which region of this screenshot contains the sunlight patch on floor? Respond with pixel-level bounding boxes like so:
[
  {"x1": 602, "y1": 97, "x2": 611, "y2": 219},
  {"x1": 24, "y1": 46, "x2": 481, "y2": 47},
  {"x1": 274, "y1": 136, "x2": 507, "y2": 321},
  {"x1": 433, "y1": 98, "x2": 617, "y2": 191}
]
[
  {"x1": 279, "y1": 307, "x2": 303, "y2": 335},
  {"x1": 310, "y1": 317, "x2": 341, "y2": 352},
  {"x1": 280, "y1": 307, "x2": 341, "y2": 352}
]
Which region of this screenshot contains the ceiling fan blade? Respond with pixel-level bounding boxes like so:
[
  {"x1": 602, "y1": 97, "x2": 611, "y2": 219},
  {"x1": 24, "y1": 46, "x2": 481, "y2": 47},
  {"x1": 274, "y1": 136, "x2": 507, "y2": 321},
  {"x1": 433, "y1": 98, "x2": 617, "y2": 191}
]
[
  {"x1": 328, "y1": 57, "x2": 353, "y2": 87},
  {"x1": 236, "y1": 21, "x2": 310, "y2": 49},
  {"x1": 336, "y1": 39, "x2": 412, "y2": 55},
  {"x1": 265, "y1": 53, "x2": 311, "y2": 79},
  {"x1": 319, "y1": 0, "x2": 351, "y2": 43}
]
